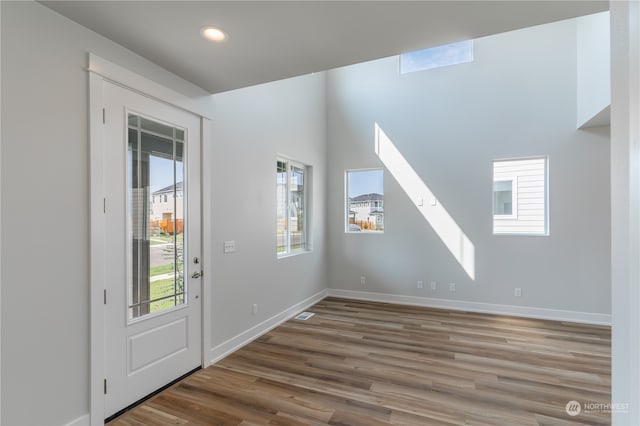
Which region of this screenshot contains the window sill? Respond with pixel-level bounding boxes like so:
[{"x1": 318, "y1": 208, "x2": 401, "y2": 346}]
[
  {"x1": 345, "y1": 231, "x2": 384, "y2": 234},
  {"x1": 277, "y1": 249, "x2": 312, "y2": 259},
  {"x1": 493, "y1": 232, "x2": 549, "y2": 237}
]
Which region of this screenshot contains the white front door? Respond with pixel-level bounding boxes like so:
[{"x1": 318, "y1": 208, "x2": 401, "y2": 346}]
[{"x1": 103, "y1": 81, "x2": 202, "y2": 418}]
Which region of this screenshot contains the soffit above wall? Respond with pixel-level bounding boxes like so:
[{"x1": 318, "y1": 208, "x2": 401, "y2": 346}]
[
  {"x1": 580, "y1": 106, "x2": 611, "y2": 129},
  {"x1": 40, "y1": 1, "x2": 608, "y2": 94}
]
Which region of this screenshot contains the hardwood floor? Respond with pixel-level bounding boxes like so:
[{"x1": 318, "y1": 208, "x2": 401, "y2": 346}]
[{"x1": 108, "y1": 298, "x2": 611, "y2": 425}]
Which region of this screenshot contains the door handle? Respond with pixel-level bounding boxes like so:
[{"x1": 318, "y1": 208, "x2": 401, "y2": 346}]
[{"x1": 191, "y1": 271, "x2": 202, "y2": 279}]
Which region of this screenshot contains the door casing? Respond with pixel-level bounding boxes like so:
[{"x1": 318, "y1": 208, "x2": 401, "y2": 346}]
[{"x1": 89, "y1": 54, "x2": 214, "y2": 425}]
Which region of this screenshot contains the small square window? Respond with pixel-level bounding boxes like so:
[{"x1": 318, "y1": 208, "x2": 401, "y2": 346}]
[{"x1": 493, "y1": 157, "x2": 548, "y2": 235}]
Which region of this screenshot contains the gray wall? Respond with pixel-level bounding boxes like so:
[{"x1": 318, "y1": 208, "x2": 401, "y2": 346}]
[
  {"x1": 577, "y1": 11, "x2": 610, "y2": 128},
  {"x1": 209, "y1": 74, "x2": 327, "y2": 347},
  {"x1": 326, "y1": 18, "x2": 611, "y2": 315},
  {"x1": 1, "y1": 2, "x2": 205, "y2": 424}
]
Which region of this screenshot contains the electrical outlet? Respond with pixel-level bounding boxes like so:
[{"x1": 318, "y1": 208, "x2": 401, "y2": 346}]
[
  {"x1": 514, "y1": 288, "x2": 522, "y2": 297},
  {"x1": 360, "y1": 276, "x2": 366, "y2": 285},
  {"x1": 449, "y1": 283, "x2": 456, "y2": 292},
  {"x1": 430, "y1": 281, "x2": 437, "y2": 290},
  {"x1": 252, "y1": 303, "x2": 258, "y2": 315},
  {"x1": 417, "y1": 280, "x2": 424, "y2": 289}
]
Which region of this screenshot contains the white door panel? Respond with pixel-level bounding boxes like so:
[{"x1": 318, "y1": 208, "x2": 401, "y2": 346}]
[
  {"x1": 128, "y1": 317, "x2": 188, "y2": 374},
  {"x1": 103, "y1": 82, "x2": 202, "y2": 418}
]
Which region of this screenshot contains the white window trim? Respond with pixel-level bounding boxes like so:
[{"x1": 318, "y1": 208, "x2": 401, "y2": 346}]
[
  {"x1": 493, "y1": 176, "x2": 518, "y2": 220},
  {"x1": 277, "y1": 157, "x2": 309, "y2": 258}
]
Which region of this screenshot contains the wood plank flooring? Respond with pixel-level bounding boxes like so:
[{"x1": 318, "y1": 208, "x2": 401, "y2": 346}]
[{"x1": 108, "y1": 298, "x2": 611, "y2": 425}]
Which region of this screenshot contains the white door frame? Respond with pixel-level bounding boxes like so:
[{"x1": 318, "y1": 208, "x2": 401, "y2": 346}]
[{"x1": 88, "y1": 54, "x2": 213, "y2": 425}]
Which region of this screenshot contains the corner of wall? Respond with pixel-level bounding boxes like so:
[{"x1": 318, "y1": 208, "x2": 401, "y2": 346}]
[
  {"x1": 611, "y1": 2, "x2": 640, "y2": 424},
  {"x1": 0, "y1": 0, "x2": 3, "y2": 422}
]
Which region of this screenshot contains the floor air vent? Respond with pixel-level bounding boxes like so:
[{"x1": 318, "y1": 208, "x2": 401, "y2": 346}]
[{"x1": 294, "y1": 312, "x2": 315, "y2": 320}]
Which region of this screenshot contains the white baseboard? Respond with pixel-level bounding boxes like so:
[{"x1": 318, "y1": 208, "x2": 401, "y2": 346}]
[
  {"x1": 208, "y1": 289, "x2": 328, "y2": 366},
  {"x1": 65, "y1": 414, "x2": 90, "y2": 426},
  {"x1": 327, "y1": 289, "x2": 611, "y2": 325},
  {"x1": 206, "y1": 287, "x2": 610, "y2": 368}
]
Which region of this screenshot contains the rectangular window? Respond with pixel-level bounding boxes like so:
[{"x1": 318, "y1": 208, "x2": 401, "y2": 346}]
[
  {"x1": 493, "y1": 157, "x2": 548, "y2": 235},
  {"x1": 277, "y1": 158, "x2": 310, "y2": 256},
  {"x1": 400, "y1": 40, "x2": 474, "y2": 74},
  {"x1": 346, "y1": 169, "x2": 384, "y2": 233}
]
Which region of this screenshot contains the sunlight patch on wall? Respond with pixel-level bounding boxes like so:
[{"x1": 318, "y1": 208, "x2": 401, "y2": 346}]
[{"x1": 374, "y1": 123, "x2": 475, "y2": 280}]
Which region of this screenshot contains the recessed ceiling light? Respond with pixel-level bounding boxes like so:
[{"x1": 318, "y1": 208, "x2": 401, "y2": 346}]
[{"x1": 200, "y1": 26, "x2": 227, "y2": 42}]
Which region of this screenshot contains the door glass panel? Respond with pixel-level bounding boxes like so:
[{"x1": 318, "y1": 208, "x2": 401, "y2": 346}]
[{"x1": 127, "y1": 113, "x2": 185, "y2": 320}]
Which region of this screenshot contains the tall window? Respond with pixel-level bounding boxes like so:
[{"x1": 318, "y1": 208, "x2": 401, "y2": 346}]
[
  {"x1": 346, "y1": 169, "x2": 384, "y2": 233},
  {"x1": 493, "y1": 157, "x2": 548, "y2": 235},
  {"x1": 277, "y1": 158, "x2": 310, "y2": 256}
]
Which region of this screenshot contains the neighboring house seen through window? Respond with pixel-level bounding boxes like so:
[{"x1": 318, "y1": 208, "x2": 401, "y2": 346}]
[
  {"x1": 493, "y1": 157, "x2": 548, "y2": 235},
  {"x1": 493, "y1": 178, "x2": 517, "y2": 218},
  {"x1": 346, "y1": 169, "x2": 384, "y2": 233},
  {"x1": 277, "y1": 158, "x2": 310, "y2": 256}
]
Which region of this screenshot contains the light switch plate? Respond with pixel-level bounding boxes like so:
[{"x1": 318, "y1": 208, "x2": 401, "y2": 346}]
[{"x1": 223, "y1": 240, "x2": 236, "y2": 253}]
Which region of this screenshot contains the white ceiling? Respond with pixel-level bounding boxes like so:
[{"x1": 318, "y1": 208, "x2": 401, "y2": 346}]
[{"x1": 40, "y1": 1, "x2": 608, "y2": 94}]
